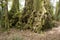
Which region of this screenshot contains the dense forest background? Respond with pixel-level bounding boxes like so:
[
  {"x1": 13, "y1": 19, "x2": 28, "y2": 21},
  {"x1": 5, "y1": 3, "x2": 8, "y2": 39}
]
[{"x1": 0, "y1": 0, "x2": 60, "y2": 33}]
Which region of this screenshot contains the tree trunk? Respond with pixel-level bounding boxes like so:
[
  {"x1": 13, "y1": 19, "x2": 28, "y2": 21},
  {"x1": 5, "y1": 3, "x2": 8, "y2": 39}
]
[
  {"x1": 56, "y1": 0, "x2": 60, "y2": 21},
  {"x1": 21, "y1": 0, "x2": 34, "y2": 29},
  {"x1": 8, "y1": 0, "x2": 19, "y2": 27},
  {"x1": 10, "y1": 0, "x2": 19, "y2": 14},
  {"x1": 21, "y1": 0, "x2": 53, "y2": 33},
  {"x1": 2, "y1": 0, "x2": 9, "y2": 28},
  {"x1": 0, "y1": 0, "x2": 2, "y2": 27}
]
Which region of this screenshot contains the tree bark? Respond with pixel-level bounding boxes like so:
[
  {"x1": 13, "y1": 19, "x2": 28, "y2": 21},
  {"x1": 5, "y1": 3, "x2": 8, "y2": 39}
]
[
  {"x1": 21, "y1": 0, "x2": 53, "y2": 32},
  {"x1": 2, "y1": 0, "x2": 9, "y2": 28}
]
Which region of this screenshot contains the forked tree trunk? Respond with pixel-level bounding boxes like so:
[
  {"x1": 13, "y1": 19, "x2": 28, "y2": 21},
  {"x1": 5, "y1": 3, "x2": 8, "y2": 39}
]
[{"x1": 21, "y1": 0, "x2": 53, "y2": 32}]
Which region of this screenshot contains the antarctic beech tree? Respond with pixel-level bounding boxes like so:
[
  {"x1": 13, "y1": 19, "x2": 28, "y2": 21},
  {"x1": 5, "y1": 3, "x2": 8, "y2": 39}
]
[
  {"x1": 2, "y1": 0, "x2": 9, "y2": 28},
  {"x1": 56, "y1": 0, "x2": 60, "y2": 21},
  {"x1": 21, "y1": 0, "x2": 53, "y2": 32}
]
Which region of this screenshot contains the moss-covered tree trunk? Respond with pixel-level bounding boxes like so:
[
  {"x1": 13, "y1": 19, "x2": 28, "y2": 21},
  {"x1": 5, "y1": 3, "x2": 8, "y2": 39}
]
[
  {"x1": 56, "y1": 0, "x2": 60, "y2": 21},
  {"x1": 21, "y1": 0, "x2": 53, "y2": 33},
  {"x1": 8, "y1": 0, "x2": 19, "y2": 27},
  {"x1": 10, "y1": 0, "x2": 19, "y2": 14},
  {"x1": 2, "y1": 0, "x2": 9, "y2": 28},
  {"x1": 9, "y1": 0, "x2": 19, "y2": 19},
  {"x1": 0, "y1": 0, "x2": 2, "y2": 27},
  {"x1": 21, "y1": 0, "x2": 46, "y2": 31},
  {"x1": 21, "y1": 0, "x2": 34, "y2": 29},
  {"x1": 41, "y1": 0, "x2": 53, "y2": 31},
  {"x1": 32, "y1": 0, "x2": 46, "y2": 32}
]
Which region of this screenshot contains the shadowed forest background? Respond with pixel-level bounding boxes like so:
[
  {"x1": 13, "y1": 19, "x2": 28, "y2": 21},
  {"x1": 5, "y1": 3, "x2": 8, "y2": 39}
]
[{"x1": 0, "y1": 0, "x2": 60, "y2": 40}]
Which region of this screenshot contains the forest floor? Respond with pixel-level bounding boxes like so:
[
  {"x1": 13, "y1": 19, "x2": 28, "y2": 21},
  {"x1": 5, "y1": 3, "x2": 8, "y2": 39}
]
[{"x1": 0, "y1": 21, "x2": 60, "y2": 40}]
